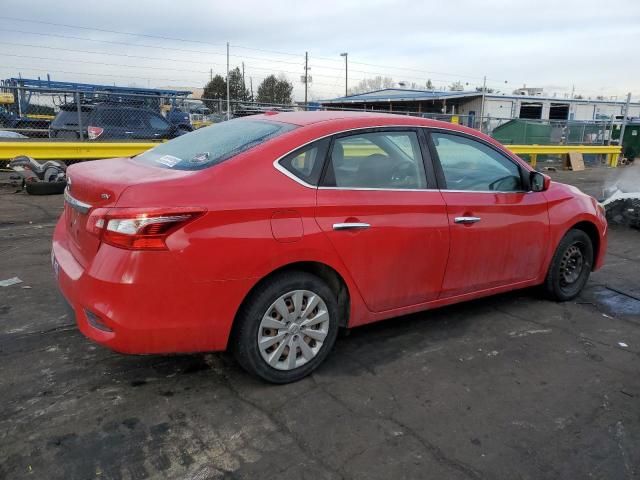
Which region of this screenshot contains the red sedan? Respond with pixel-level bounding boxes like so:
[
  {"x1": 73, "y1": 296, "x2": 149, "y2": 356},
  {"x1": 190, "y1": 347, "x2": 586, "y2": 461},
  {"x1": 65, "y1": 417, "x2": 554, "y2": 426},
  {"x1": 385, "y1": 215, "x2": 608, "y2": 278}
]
[{"x1": 53, "y1": 112, "x2": 607, "y2": 383}]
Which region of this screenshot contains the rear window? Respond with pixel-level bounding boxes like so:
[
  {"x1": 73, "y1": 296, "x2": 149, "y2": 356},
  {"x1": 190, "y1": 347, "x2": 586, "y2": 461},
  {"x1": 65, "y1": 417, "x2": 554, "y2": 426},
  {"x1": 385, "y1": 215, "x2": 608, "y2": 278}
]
[
  {"x1": 136, "y1": 119, "x2": 296, "y2": 170},
  {"x1": 51, "y1": 109, "x2": 89, "y2": 128},
  {"x1": 97, "y1": 109, "x2": 146, "y2": 128}
]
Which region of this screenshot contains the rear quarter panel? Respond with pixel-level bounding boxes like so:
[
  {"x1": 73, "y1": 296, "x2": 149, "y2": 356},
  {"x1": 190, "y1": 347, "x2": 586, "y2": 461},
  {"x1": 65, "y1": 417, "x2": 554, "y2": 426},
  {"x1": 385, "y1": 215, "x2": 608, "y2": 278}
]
[{"x1": 115, "y1": 127, "x2": 373, "y2": 327}]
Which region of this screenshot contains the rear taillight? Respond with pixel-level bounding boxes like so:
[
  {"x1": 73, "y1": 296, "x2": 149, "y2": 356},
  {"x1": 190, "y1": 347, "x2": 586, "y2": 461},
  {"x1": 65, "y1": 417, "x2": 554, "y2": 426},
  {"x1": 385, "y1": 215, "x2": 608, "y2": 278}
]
[
  {"x1": 87, "y1": 207, "x2": 203, "y2": 250},
  {"x1": 87, "y1": 126, "x2": 104, "y2": 140}
]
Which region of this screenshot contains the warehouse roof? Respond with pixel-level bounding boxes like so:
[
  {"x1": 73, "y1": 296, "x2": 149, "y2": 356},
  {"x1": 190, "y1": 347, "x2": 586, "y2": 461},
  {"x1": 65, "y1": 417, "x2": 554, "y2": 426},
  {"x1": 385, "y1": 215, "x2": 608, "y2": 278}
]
[
  {"x1": 321, "y1": 88, "x2": 480, "y2": 104},
  {"x1": 322, "y1": 88, "x2": 639, "y2": 106}
]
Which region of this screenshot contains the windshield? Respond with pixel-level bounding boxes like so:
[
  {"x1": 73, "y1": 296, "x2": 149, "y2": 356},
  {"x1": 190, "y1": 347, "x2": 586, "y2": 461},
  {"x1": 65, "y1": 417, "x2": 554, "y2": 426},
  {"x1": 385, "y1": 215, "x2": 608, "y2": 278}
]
[{"x1": 136, "y1": 118, "x2": 296, "y2": 170}]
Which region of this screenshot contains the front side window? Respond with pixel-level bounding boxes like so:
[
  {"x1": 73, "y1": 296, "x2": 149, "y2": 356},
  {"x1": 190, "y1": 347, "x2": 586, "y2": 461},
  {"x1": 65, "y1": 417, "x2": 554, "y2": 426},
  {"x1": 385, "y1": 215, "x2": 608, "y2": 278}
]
[
  {"x1": 136, "y1": 119, "x2": 296, "y2": 170},
  {"x1": 324, "y1": 131, "x2": 427, "y2": 189},
  {"x1": 431, "y1": 132, "x2": 523, "y2": 192}
]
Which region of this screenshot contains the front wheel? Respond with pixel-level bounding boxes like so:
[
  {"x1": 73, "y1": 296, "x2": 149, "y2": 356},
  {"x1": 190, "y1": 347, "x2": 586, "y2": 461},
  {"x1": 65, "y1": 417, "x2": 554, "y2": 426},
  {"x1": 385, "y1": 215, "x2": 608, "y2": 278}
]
[
  {"x1": 544, "y1": 229, "x2": 594, "y2": 301},
  {"x1": 232, "y1": 272, "x2": 339, "y2": 384}
]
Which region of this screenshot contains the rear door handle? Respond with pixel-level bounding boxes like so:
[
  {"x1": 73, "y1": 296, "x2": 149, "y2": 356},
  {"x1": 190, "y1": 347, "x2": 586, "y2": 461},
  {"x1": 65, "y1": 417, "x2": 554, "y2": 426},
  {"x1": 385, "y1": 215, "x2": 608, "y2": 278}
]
[
  {"x1": 333, "y1": 222, "x2": 370, "y2": 230},
  {"x1": 454, "y1": 216, "x2": 481, "y2": 224}
]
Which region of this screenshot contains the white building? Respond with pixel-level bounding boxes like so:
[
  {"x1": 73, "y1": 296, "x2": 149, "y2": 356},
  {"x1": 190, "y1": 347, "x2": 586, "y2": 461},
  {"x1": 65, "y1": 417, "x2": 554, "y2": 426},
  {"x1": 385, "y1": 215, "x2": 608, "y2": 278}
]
[{"x1": 321, "y1": 88, "x2": 640, "y2": 122}]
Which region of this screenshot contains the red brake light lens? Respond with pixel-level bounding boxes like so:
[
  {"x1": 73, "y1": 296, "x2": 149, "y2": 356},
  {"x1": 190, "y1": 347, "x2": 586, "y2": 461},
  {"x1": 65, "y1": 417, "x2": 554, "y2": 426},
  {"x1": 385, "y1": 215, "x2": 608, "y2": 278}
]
[
  {"x1": 87, "y1": 126, "x2": 104, "y2": 140},
  {"x1": 88, "y1": 208, "x2": 204, "y2": 250}
]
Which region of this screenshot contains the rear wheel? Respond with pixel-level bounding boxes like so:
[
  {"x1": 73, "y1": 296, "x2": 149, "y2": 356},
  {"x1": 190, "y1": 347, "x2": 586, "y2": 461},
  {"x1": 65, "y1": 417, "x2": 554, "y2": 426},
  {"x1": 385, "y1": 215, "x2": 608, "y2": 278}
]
[
  {"x1": 544, "y1": 229, "x2": 594, "y2": 301},
  {"x1": 233, "y1": 272, "x2": 339, "y2": 383}
]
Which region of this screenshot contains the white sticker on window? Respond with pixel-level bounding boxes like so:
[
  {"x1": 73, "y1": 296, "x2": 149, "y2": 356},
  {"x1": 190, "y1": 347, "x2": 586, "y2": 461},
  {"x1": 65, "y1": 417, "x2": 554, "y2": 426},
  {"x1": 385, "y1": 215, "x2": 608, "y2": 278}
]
[{"x1": 156, "y1": 155, "x2": 181, "y2": 167}]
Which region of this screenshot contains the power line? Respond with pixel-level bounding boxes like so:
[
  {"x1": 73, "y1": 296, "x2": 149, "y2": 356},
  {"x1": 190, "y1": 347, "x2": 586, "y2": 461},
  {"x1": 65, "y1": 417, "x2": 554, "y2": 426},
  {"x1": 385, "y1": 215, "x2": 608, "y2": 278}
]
[
  {"x1": 0, "y1": 27, "x2": 230, "y2": 58},
  {"x1": 0, "y1": 16, "x2": 227, "y2": 47},
  {"x1": 2, "y1": 16, "x2": 600, "y2": 97},
  {"x1": 0, "y1": 62, "x2": 345, "y2": 91},
  {"x1": 0, "y1": 52, "x2": 212, "y2": 74},
  {"x1": 0, "y1": 16, "x2": 509, "y2": 85}
]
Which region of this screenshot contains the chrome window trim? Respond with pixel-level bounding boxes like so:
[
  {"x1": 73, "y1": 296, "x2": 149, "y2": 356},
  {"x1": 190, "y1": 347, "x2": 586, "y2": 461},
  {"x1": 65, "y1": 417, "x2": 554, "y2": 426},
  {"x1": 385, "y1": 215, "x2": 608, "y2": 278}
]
[
  {"x1": 444, "y1": 189, "x2": 531, "y2": 194},
  {"x1": 271, "y1": 123, "x2": 530, "y2": 193},
  {"x1": 318, "y1": 186, "x2": 439, "y2": 192},
  {"x1": 64, "y1": 187, "x2": 92, "y2": 214}
]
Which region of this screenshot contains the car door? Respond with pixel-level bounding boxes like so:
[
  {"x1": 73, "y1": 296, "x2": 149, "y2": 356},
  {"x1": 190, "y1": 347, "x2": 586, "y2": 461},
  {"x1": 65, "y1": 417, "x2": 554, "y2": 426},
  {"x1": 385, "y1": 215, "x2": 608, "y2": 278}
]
[
  {"x1": 427, "y1": 130, "x2": 549, "y2": 297},
  {"x1": 315, "y1": 128, "x2": 450, "y2": 313}
]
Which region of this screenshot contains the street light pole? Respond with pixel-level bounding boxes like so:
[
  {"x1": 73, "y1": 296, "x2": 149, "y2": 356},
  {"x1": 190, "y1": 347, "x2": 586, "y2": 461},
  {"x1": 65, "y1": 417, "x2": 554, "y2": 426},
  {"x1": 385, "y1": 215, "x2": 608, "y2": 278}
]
[
  {"x1": 304, "y1": 51, "x2": 308, "y2": 106},
  {"x1": 479, "y1": 75, "x2": 486, "y2": 133},
  {"x1": 340, "y1": 52, "x2": 348, "y2": 97},
  {"x1": 226, "y1": 42, "x2": 230, "y2": 121},
  {"x1": 619, "y1": 92, "x2": 632, "y2": 152}
]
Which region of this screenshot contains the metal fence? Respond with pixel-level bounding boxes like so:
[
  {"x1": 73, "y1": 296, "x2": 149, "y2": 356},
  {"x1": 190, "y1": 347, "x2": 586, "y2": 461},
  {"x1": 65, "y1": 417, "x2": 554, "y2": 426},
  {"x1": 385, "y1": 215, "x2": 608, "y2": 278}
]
[{"x1": 0, "y1": 85, "x2": 621, "y2": 146}]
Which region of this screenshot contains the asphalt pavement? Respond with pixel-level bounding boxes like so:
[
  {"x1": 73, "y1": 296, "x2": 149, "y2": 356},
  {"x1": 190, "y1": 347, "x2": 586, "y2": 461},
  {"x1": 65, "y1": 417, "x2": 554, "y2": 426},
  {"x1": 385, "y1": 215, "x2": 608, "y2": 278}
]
[{"x1": 1, "y1": 167, "x2": 639, "y2": 479}]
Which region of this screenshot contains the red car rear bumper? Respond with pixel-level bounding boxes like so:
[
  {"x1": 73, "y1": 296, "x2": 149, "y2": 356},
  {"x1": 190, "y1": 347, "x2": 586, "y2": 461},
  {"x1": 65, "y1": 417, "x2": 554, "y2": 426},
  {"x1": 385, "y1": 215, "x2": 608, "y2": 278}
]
[{"x1": 52, "y1": 217, "x2": 254, "y2": 354}]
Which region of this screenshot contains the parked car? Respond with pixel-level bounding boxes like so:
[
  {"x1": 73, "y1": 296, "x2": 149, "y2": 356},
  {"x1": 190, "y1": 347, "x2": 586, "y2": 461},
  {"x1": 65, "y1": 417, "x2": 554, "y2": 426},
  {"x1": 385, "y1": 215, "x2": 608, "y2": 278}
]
[
  {"x1": 0, "y1": 130, "x2": 28, "y2": 138},
  {"x1": 49, "y1": 103, "x2": 189, "y2": 140},
  {"x1": 53, "y1": 112, "x2": 607, "y2": 383}
]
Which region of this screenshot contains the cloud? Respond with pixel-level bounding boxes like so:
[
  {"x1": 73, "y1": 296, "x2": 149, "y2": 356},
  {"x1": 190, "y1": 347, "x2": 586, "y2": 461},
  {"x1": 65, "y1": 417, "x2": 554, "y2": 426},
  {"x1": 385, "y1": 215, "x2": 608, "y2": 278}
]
[{"x1": 0, "y1": 0, "x2": 638, "y2": 100}]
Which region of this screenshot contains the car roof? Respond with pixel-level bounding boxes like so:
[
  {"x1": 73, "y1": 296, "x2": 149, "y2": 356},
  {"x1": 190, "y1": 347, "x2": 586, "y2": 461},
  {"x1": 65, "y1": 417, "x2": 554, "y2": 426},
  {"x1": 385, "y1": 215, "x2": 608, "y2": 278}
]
[
  {"x1": 248, "y1": 110, "x2": 485, "y2": 138},
  {"x1": 251, "y1": 110, "x2": 415, "y2": 126}
]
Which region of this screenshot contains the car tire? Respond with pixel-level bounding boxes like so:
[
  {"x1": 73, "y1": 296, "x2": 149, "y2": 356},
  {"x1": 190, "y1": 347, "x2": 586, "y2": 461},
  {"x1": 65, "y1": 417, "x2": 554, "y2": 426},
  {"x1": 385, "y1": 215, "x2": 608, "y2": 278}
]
[
  {"x1": 543, "y1": 229, "x2": 594, "y2": 301},
  {"x1": 25, "y1": 180, "x2": 67, "y2": 195},
  {"x1": 232, "y1": 271, "x2": 339, "y2": 384}
]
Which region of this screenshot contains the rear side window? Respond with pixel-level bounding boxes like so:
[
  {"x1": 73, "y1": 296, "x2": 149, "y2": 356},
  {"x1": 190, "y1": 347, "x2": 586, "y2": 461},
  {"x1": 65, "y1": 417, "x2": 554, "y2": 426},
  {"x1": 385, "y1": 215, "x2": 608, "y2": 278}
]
[
  {"x1": 51, "y1": 109, "x2": 89, "y2": 128},
  {"x1": 97, "y1": 109, "x2": 129, "y2": 128},
  {"x1": 323, "y1": 131, "x2": 427, "y2": 189},
  {"x1": 136, "y1": 119, "x2": 296, "y2": 170},
  {"x1": 278, "y1": 139, "x2": 329, "y2": 185}
]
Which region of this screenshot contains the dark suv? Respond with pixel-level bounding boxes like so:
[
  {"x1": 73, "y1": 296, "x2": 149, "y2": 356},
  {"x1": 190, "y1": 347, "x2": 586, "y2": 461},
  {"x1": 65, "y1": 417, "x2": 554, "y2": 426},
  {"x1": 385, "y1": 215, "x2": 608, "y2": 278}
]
[{"x1": 49, "y1": 103, "x2": 189, "y2": 141}]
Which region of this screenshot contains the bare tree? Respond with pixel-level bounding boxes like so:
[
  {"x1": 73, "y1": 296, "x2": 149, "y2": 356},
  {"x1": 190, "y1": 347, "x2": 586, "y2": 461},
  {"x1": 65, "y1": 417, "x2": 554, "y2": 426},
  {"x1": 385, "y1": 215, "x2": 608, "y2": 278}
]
[{"x1": 348, "y1": 76, "x2": 395, "y2": 95}]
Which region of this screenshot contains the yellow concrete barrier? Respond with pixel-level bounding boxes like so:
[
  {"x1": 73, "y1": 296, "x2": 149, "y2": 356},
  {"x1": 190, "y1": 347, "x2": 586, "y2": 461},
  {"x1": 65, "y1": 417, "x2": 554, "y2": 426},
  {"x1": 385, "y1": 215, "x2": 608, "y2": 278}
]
[
  {"x1": 0, "y1": 141, "x2": 623, "y2": 168},
  {"x1": 505, "y1": 144, "x2": 622, "y2": 168},
  {"x1": 0, "y1": 141, "x2": 157, "y2": 160}
]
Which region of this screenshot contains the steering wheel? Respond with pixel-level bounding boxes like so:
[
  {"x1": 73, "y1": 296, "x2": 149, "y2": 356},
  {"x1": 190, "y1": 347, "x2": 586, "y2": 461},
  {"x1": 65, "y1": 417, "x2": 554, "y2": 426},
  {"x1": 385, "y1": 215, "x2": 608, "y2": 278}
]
[
  {"x1": 390, "y1": 161, "x2": 419, "y2": 187},
  {"x1": 488, "y1": 175, "x2": 519, "y2": 191}
]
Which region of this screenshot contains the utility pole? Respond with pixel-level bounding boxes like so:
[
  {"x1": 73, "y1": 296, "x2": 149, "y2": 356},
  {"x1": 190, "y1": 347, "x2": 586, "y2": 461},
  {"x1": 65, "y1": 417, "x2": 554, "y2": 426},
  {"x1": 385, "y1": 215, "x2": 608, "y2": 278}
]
[
  {"x1": 250, "y1": 77, "x2": 253, "y2": 102},
  {"x1": 479, "y1": 75, "x2": 487, "y2": 133},
  {"x1": 304, "y1": 51, "x2": 309, "y2": 107},
  {"x1": 226, "y1": 42, "x2": 230, "y2": 121},
  {"x1": 618, "y1": 92, "x2": 632, "y2": 152},
  {"x1": 210, "y1": 68, "x2": 213, "y2": 81},
  {"x1": 570, "y1": 84, "x2": 575, "y2": 99},
  {"x1": 242, "y1": 62, "x2": 246, "y2": 100},
  {"x1": 340, "y1": 52, "x2": 348, "y2": 97}
]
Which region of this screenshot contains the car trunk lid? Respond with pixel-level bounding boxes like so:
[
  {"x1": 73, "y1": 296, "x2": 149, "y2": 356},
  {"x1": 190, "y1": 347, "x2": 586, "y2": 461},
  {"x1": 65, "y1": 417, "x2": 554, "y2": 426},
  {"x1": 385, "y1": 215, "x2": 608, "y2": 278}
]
[{"x1": 64, "y1": 157, "x2": 195, "y2": 267}]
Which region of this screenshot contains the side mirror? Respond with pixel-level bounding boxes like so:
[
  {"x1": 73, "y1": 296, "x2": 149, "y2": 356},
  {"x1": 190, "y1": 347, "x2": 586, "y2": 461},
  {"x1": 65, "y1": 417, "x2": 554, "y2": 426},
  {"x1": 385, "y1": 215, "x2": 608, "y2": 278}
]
[{"x1": 530, "y1": 171, "x2": 551, "y2": 192}]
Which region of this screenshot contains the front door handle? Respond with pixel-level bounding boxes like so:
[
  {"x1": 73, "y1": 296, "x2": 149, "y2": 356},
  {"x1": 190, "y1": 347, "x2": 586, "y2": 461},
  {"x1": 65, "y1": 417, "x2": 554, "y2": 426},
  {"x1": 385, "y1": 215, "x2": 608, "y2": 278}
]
[
  {"x1": 333, "y1": 222, "x2": 370, "y2": 231},
  {"x1": 454, "y1": 216, "x2": 481, "y2": 224}
]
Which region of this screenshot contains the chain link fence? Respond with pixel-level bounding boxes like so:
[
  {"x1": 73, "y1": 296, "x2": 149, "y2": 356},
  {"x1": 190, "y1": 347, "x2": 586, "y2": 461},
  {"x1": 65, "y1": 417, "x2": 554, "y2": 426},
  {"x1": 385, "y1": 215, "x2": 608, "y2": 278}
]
[{"x1": 0, "y1": 85, "x2": 621, "y2": 148}]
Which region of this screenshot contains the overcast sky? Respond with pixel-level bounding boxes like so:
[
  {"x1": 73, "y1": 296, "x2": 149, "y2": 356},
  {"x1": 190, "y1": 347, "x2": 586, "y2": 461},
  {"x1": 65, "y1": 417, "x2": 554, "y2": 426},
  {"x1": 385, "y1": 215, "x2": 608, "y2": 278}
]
[{"x1": 0, "y1": 0, "x2": 638, "y2": 101}]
